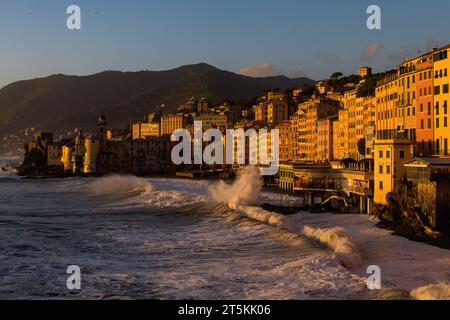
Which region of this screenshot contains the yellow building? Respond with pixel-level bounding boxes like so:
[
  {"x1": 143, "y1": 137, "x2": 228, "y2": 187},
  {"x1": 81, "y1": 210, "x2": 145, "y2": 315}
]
[
  {"x1": 161, "y1": 115, "x2": 188, "y2": 136},
  {"x1": 333, "y1": 107, "x2": 349, "y2": 160},
  {"x1": 374, "y1": 71, "x2": 414, "y2": 204},
  {"x1": 397, "y1": 57, "x2": 419, "y2": 145},
  {"x1": 432, "y1": 46, "x2": 450, "y2": 155},
  {"x1": 61, "y1": 145, "x2": 73, "y2": 173},
  {"x1": 132, "y1": 122, "x2": 161, "y2": 140},
  {"x1": 83, "y1": 136, "x2": 101, "y2": 174},
  {"x1": 374, "y1": 139, "x2": 413, "y2": 204},
  {"x1": 344, "y1": 90, "x2": 359, "y2": 159},
  {"x1": 290, "y1": 111, "x2": 306, "y2": 162},
  {"x1": 363, "y1": 97, "x2": 377, "y2": 158}
]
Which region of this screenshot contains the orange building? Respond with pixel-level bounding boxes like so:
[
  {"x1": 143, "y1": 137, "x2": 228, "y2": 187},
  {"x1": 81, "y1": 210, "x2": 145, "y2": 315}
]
[
  {"x1": 277, "y1": 120, "x2": 292, "y2": 162},
  {"x1": 416, "y1": 53, "x2": 434, "y2": 156},
  {"x1": 317, "y1": 115, "x2": 338, "y2": 162}
]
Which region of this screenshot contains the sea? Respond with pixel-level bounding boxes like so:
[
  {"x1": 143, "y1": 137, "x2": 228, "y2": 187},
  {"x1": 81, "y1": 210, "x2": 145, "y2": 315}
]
[{"x1": 0, "y1": 156, "x2": 448, "y2": 300}]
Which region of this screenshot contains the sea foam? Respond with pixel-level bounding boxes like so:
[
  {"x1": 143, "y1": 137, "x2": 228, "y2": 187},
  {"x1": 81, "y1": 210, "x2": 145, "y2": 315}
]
[{"x1": 209, "y1": 166, "x2": 362, "y2": 269}]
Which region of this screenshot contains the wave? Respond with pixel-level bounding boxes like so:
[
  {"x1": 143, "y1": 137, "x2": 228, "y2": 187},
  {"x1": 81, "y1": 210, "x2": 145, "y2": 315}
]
[
  {"x1": 87, "y1": 175, "x2": 207, "y2": 210},
  {"x1": 0, "y1": 162, "x2": 18, "y2": 179},
  {"x1": 302, "y1": 226, "x2": 362, "y2": 269},
  {"x1": 411, "y1": 283, "x2": 450, "y2": 300},
  {"x1": 209, "y1": 166, "x2": 362, "y2": 269},
  {"x1": 88, "y1": 175, "x2": 154, "y2": 197}
]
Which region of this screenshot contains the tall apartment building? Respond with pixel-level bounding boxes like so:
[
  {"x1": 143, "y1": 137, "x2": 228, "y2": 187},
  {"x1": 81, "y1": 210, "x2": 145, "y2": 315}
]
[
  {"x1": 294, "y1": 97, "x2": 339, "y2": 162},
  {"x1": 374, "y1": 71, "x2": 414, "y2": 204},
  {"x1": 161, "y1": 115, "x2": 188, "y2": 136},
  {"x1": 277, "y1": 120, "x2": 292, "y2": 163},
  {"x1": 254, "y1": 101, "x2": 289, "y2": 126},
  {"x1": 432, "y1": 46, "x2": 450, "y2": 156},
  {"x1": 416, "y1": 53, "x2": 435, "y2": 156},
  {"x1": 333, "y1": 106, "x2": 349, "y2": 160},
  {"x1": 363, "y1": 97, "x2": 377, "y2": 158},
  {"x1": 289, "y1": 111, "x2": 306, "y2": 162},
  {"x1": 317, "y1": 115, "x2": 338, "y2": 162},
  {"x1": 344, "y1": 90, "x2": 359, "y2": 159},
  {"x1": 397, "y1": 57, "x2": 419, "y2": 144}
]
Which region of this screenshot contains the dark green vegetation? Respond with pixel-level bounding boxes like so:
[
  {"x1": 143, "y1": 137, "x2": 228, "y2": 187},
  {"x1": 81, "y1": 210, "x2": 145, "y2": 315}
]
[{"x1": 0, "y1": 63, "x2": 314, "y2": 135}]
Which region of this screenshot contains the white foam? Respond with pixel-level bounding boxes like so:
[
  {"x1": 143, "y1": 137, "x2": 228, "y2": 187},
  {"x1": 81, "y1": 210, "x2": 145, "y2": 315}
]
[
  {"x1": 89, "y1": 175, "x2": 154, "y2": 196},
  {"x1": 292, "y1": 213, "x2": 450, "y2": 295},
  {"x1": 302, "y1": 226, "x2": 362, "y2": 269},
  {"x1": 209, "y1": 166, "x2": 362, "y2": 269}
]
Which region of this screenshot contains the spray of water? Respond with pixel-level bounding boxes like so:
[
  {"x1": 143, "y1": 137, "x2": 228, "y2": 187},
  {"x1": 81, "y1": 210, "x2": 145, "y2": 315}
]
[
  {"x1": 209, "y1": 166, "x2": 363, "y2": 269},
  {"x1": 89, "y1": 175, "x2": 154, "y2": 197},
  {"x1": 209, "y1": 167, "x2": 292, "y2": 229},
  {"x1": 302, "y1": 226, "x2": 362, "y2": 269}
]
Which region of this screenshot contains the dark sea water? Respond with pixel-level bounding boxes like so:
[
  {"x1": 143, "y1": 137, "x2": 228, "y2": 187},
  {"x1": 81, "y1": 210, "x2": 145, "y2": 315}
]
[{"x1": 0, "y1": 157, "x2": 389, "y2": 300}]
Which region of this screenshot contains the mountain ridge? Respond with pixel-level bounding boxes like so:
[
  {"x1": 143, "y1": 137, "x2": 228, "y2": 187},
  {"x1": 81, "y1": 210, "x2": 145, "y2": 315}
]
[{"x1": 0, "y1": 63, "x2": 315, "y2": 137}]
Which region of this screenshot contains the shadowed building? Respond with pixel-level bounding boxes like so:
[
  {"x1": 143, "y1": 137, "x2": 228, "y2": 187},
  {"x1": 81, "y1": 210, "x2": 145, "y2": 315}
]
[{"x1": 404, "y1": 158, "x2": 450, "y2": 233}]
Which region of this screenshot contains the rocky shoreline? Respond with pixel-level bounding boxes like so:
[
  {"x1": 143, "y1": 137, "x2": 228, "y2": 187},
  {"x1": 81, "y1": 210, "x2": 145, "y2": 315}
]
[{"x1": 375, "y1": 220, "x2": 450, "y2": 250}]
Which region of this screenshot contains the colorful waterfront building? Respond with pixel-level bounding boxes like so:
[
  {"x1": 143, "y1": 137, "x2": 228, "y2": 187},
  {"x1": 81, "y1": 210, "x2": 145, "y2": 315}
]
[
  {"x1": 374, "y1": 71, "x2": 414, "y2": 204},
  {"x1": 432, "y1": 46, "x2": 450, "y2": 156},
  {"x1": 317, "y1": 115, "x2": 338, "y2": 162},
  {"x1": 161, "y1": 114, "x2": 188, "y2": 136},
  {"x1": 416, "y1": 53, "x2": 435, "y2": 156}
]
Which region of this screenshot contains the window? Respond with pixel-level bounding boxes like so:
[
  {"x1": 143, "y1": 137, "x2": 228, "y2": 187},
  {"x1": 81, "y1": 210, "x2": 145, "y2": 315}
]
[
  {"x1": 435, "y1": 86, "x2": 441, "y2": 95},
  {"x1": 379, "y1": 150, "x2": 383, "y2": 158},
  {"x1": 400, "y1": 151, "x2": 405, "y2": 158},
  {"x1": 421, "y1": 119, "x2": 425, "y2": 129},
  {"x1": 445, "y1": 117, "x2": 448, "y2": 128},
  {"x1": 379, "y1": 165, "x2": 383, "y2": 174},
  {"x1": 428, "y1": 103, "x2": 431, "y2": 115},
  {"x1": 387, "y1": 165, "x2": 391, "y2": 174},
  {"x1": 444, "y1": 84, "x2": 449, "y2": 94},
  {"x1": 428, "y1": 118, "x2": 432, "y2": 129},
  {"x1": 386, "y1": 150, "x2": 391, "y2": 158},
  {"x1": 420, "y1": 103, "x2": 423, "y2": 112},
  {"x1": 379, "y1": 181, "x2": 383, "y2": 190},
  {"x1": 436, "y1": 102, "x2": 440, "y2": 115},
  {"x1": 437, "y1": 118, "x2": 440, "y2": 128}
]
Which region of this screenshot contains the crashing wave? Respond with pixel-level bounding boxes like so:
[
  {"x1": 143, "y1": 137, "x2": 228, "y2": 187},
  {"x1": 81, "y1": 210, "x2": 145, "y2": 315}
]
[
  {"x1": 302, "y1": 226, "x2": 362, "y2": 269},
  {"x1": 88, "y1": 175, "x2": 207, "y2": 209},
  {"x1": 89, "y1": 175, "x2": 154, "y2": 197},
  {"x1": 209, "y1": 166, "x2": 362, "y2": 269}
]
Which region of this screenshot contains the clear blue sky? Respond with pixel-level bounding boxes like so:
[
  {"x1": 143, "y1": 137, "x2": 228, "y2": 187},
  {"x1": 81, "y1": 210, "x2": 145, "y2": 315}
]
[{"x1": 0, "y1": 0, "x2": 449, "y2": 88}]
